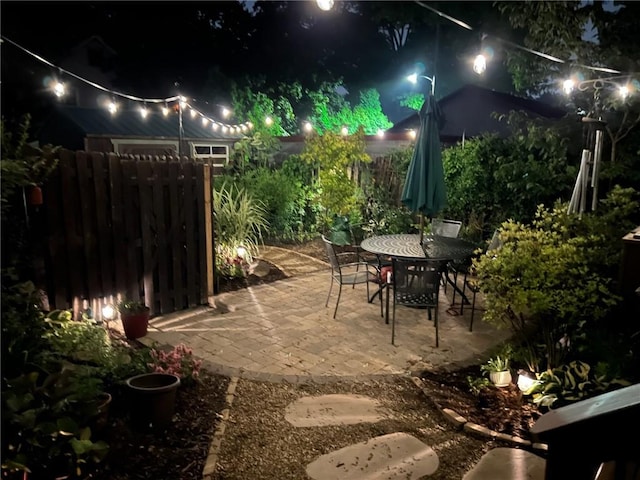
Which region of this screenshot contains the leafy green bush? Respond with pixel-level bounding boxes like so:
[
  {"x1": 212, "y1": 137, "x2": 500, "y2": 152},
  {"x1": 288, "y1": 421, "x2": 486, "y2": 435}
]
[
  {"x1": 474, "y1": 204, "x2": 620, "y2": 372},
  {"x1": 525, "y1": 360, "x2": 630, "y2": 409},
  {"x1": 2, "y1": 367, "x2": 109, "y2": 478},
  {"x1": 442, "y1": 115, "x2": 574, "y2": 232}
]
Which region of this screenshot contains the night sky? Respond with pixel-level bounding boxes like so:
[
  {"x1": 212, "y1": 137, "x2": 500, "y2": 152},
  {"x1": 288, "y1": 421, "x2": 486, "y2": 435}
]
[{"x1": 0, "y1": 1, "x2": 512, "y2": 130}]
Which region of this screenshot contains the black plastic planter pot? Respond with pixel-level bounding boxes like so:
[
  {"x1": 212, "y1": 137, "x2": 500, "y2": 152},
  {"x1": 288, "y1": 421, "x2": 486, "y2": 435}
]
[{"x1": 125, "y1": 373, "x2": 181, "y2": 431}]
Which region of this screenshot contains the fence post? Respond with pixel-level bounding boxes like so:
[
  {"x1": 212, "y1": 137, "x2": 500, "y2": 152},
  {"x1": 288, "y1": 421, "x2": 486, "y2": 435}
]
[{"x1": 203, "y1": 164, "x2": 215, "y2": 306}]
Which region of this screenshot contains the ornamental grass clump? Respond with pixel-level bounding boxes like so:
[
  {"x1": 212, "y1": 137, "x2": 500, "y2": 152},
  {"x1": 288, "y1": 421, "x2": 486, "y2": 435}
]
[{"x1": 148, "y1": 344, "x2": 202, "y2": 386}]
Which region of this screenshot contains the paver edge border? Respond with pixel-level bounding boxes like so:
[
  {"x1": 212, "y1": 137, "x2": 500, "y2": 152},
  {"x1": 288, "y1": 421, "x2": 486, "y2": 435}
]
[{"x1": 410, "y1": 376, "x2": 549, "y2": 453}]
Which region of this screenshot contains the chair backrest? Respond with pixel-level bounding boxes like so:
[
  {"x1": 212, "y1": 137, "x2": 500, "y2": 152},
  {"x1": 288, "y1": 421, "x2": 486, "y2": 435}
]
[
  {"x1": 487, "y1": 229, "x2": 503, "y2": 252},
  {"x1": 321, "y1": 235, "x2": 340, "y2": 271},
  {"x1": 391, "y1": 257, "x2": 445, "y2": 306},
  {"x1": 432, "y1": 219, "x2": 462, "y2": 238}
]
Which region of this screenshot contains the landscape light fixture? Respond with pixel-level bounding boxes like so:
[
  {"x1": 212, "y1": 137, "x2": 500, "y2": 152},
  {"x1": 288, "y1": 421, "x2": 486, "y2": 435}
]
[
  {"x1": 407, "y1": 73, "x2": 435, "y2": 95},
  {"x1": 516, "y1": 370, "x2": 537, "y2": 392},
  {"x1": 316, "y1": 0, "x2": 334, "y2": 11},
  {"x1": 102, "y1": 304, "x2": 116, "y2": 321}
]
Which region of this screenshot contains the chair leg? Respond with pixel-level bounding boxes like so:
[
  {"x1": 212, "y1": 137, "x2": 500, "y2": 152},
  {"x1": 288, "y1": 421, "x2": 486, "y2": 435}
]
[
  {"x1": 333, "y1": 284, "x2": 343, "y2": 319},
  {"x1": 384, "y1": 285, "x2": 390, "y2": 324},
  {"x1": 434, "y1": 304, "x2": 439, "y2": 348},
  {"x1": 469, "y1": 289, "x2": 477, "y2": 332},
  {"x1": 451, "y1": 269, "x2": 458, "y2": 305},
  {"x1": 391, "y1": 300, "x2": 396, "y2": 345},
  {"x1": 325, "y1": 277, "x2": 334, "y2": 308}
]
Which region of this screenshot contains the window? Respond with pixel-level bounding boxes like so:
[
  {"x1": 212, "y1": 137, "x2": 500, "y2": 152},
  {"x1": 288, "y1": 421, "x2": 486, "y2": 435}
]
[{"x1": 191, "y1": 144, "x2": 229, "y2": 166}]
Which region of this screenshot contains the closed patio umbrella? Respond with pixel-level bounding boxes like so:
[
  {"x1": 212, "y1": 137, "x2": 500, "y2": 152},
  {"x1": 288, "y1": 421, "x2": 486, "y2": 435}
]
[{"x1": 401, "y1": 93, "x2": 447, "y2": 243}]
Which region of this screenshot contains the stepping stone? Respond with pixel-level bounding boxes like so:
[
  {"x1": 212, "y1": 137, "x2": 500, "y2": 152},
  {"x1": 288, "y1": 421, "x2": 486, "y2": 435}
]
[
  {"x1": 285, "y1": 394, "x2": 386, "y2": 427},
  {"x1": 462, "y1": 447, "x2": 546, "y2": 480},
  {"x1": 306, "y1": 432, "x2": 438, "y2": 480}
]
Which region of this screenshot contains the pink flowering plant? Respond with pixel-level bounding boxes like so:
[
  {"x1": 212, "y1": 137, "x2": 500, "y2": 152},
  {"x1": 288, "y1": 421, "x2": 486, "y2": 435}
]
[{"x1": 148, "y1": 343, "x2": 203, "y2": 385}]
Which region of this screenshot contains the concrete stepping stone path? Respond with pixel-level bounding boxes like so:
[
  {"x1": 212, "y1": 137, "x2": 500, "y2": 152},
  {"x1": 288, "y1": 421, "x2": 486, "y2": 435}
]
[
  {"x1": 462, "y1": 447, "x2": 546, "y2": 480},
  {"x1": 284, "y1": 394, "x2": 388, "y2": 427},
  {"x1": 306, "y1": 432, "x2": 439, "y2": 480}
]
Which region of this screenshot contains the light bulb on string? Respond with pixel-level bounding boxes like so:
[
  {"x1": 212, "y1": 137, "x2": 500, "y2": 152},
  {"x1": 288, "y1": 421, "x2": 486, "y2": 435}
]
[
  {"x1": 202, "y1": 117, "x2": 209, "y2": 126},
  {"x1": 341, "y1": 126, "x2": 349, "y2": 136},
  {"x1": 317, "y1": 0, "x2": 334, "y2": 11},
  {"x1": 221, "y1": 106, "x2": 231, "y2": 118},
  {"x1": 619, "y1": 85, "x2": 629, "y2": 99},
  {"x1": 303, "y1": 121, "x2": 313, "y2": 133},
  {"x1": 179, "y1": 97, "x2": 187, "y2": 109},
  {"x1": 563, "y1": 79, "x2": 575, "y2": 95},
  {"x1": 212, "y1": 123, "x2": 219, "y2": 131},
  {"x1": 241, "y1": 124, "x2": 248, "y2": 132},
  {"x1": 377, "y1": 129, "x2": 385, "y2": 138},
  {"x1": 162, "y1": 104, "x2": 170, "y2": 116},
  {"x1": 189, "y1": 109, "x2": 197, "y2": 119},
  {"x1": 222, "y1": 126, "x2": 228, "y2": 133},
  {"x1": 247, "y1": 122, "x2": 253, "y2": 129},
  {"x1": 473, "y1": 54, "x2": 487, "y2": 75},
  {"x1": 265, "y1": 116, "x2": 273, "y2": 126},
  {"x1": 140, "y1": 103, "x2": 149, "y2": 119},
  {"x1": 107, "y1": 99, "x2": 118, "y2": 115},
  {"x1": 53, "y1": 81, "x2": 66, "y2": 98}
]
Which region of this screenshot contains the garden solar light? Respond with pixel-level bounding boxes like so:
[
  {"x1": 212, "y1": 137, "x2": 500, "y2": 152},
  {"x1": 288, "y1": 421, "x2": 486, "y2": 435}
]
[
  {"x1": 517, "y1": 369, "x2": 537, "y2": 392},
  {"x1": 102, "y1": 303, "x2": 116, "y2": 321}
]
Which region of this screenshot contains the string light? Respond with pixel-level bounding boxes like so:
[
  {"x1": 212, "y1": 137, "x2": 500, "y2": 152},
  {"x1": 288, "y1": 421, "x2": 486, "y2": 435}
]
[
  {"x1": 473, "y1": 54, "x2": 487, "y2": 75},
  {"x1": 265, "y1": 116, "x2": 273, "y2": 126},
  {"x1": 408, "y1": 129, "x2": 417, "y2": 139},
  {"x1": 376, "y1": 129, "x2": 384, "y2": 138},
  {"x1": 139, "y1": 104, "x2": 148, "y2": 119},
  {"x1": 341, "y1": 126, "x2": 349, "y2": 136},
  {"x1": 303, "y1": 121, "x2": 313, "y2": 133},
  {"x1": 201, "y1": 117, "x2": 209, "y2": 126},
  {"x1": 162, "y1": 104, "x2": 170, "y2": 116},
  {"x1": 53, "y1": 81, "x2": 66, "y2": 98},
  {"x1": 221, "y1": 106, "x2": 231, "y2": 118},
  {"x1": 316, "y1": 0, "x2": 334, "y2": 11}
]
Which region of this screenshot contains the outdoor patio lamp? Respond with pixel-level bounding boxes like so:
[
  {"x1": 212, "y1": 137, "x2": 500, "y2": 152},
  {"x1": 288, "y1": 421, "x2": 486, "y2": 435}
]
[{"x1": 407, "y1": 73, "x2": 435, "y2": 95}]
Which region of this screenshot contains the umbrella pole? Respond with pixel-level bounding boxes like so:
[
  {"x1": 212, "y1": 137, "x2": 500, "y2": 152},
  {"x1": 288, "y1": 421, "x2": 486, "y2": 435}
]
[{"x1": 419, "y1": 214, "x2": 424, "y2": 243}]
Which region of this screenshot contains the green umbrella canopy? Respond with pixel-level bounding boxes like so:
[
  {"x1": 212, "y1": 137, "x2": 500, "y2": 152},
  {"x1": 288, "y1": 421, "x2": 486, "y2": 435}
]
[{"x1": 401, "y1": 93, "x2": 447, "y2": 239}]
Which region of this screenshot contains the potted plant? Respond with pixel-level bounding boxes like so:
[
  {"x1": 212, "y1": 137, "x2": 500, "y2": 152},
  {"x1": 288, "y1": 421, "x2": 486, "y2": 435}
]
[
  {"x1": 480, "y1": 355, "x2": 512, "y2": 387},
  {"x1": 117, "y1": 300, "x2": 150, "y2": 340}
]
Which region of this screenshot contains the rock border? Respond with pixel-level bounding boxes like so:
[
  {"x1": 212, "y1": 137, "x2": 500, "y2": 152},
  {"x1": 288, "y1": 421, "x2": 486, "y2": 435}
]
[{"x1": 410, "y1": 376, "x2": 548, "y2": 454}]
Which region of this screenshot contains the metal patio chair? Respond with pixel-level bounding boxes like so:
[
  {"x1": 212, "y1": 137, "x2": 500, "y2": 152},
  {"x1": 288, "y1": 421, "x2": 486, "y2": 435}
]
[
  {"x1": 389, "y1": 257, "x2": 446, "y2": 347},
  {"x1": 322, "y1": 235, "x2": 379, "y2": 319}
]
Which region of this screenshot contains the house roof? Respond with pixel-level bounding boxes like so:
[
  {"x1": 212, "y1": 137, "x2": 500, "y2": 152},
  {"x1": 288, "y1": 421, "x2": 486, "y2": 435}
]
[
  {"x1": 42, "y1": 104, "x2": 244, "y2": 142},
  {"x1": 388, "y1": 84, "x2": 567, "y2": 139}
]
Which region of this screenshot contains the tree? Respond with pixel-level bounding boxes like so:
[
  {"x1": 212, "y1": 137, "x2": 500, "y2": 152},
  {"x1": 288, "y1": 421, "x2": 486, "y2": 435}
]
[
  {"x1": 298, "y1": 127, "x2": 371, "y2": 225},
  {"x1": 497, "y1": 1, "x2": 640, "y2": 171}
]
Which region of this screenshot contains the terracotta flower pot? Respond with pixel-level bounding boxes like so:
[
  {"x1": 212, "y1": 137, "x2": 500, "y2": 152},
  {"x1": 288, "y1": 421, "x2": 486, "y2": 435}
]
[
  {"x1": 120, "y1": 308, "x2": 150, "y2": 339},
  {"x1": 126, "y1": 373, "x2": 181, "y2": 431}
]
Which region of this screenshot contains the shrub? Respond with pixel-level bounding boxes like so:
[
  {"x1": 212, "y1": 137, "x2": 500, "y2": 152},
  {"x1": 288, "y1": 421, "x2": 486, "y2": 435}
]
[{"x1": 474, "y1": 205, "x2": 620, "y2": 371}]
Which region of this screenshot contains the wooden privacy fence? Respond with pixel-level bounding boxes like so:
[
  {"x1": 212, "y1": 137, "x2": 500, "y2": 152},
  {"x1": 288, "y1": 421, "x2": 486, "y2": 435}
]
[{"x1": 39, "y1": 149, "x2": 214, "y2": 319}]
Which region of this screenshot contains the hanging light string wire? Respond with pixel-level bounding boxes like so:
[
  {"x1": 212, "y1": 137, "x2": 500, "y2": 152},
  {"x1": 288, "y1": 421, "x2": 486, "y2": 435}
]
[
  {"x1": 1, "y1": 36, "x2": 180, "y2": 103},
  {"x1": 0, "y1": 35, "x2": 256, "y2": 130},
  {"x1": 414, "y1": 1, "x2": 624, "y2": 75}
]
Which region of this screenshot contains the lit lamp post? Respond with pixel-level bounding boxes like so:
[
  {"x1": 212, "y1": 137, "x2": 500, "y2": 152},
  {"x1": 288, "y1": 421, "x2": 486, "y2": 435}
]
[
  {"x1": 407, "y1": 73, "x2": 436, "y2": 96},
  {"x1": 563, "y1": 76, "x2": 633, "y2": 214}
]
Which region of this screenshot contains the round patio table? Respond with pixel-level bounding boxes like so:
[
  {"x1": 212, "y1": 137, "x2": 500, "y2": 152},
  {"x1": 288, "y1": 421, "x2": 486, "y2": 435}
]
[{"x1": 359, "y1": 233, "x2": 477, "y2": 262}]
